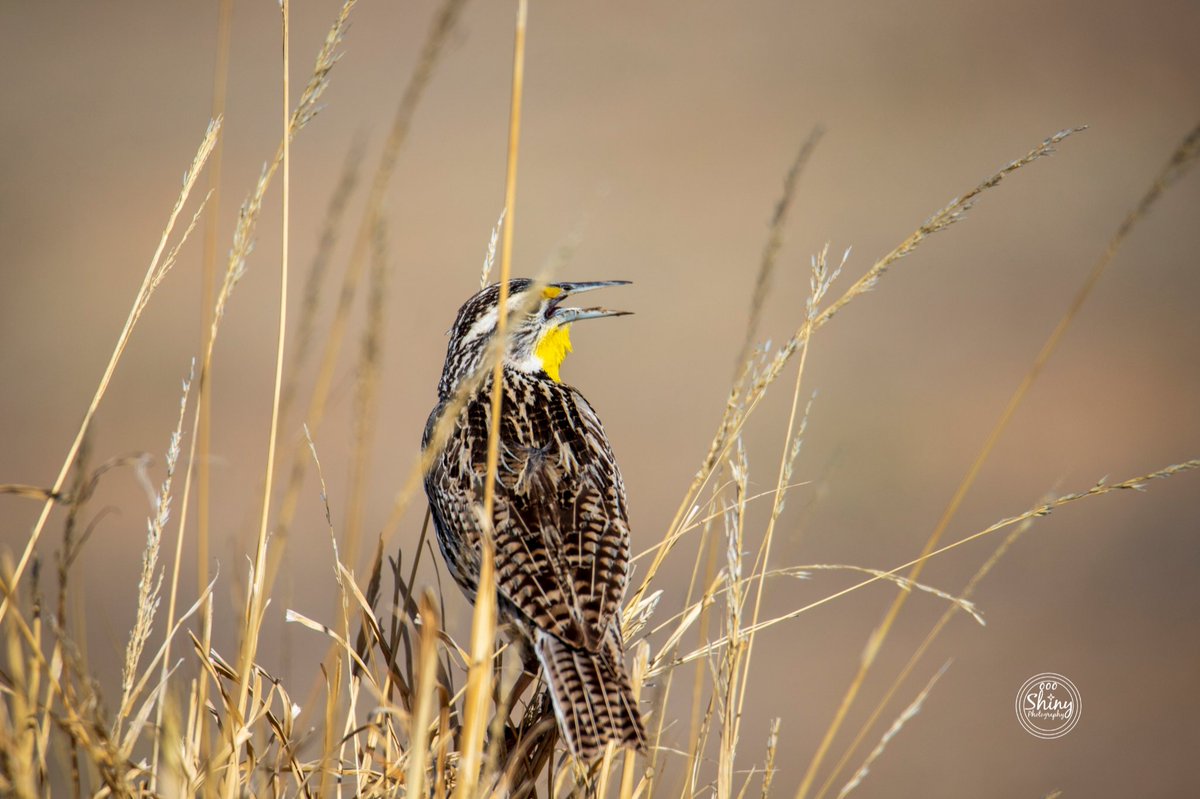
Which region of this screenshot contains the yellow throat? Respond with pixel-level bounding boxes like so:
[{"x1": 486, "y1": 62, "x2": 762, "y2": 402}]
[{"x1": 535, "y1": 323, "x2": 573, "y2": 383}]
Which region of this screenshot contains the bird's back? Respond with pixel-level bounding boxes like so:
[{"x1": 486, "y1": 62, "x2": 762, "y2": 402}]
[
  {"x1": 424, "y1": 367, "x2": 630, "y2": 645},
  {"x1": 423, "y1": 366, "x2": 646, "y2": 758}
]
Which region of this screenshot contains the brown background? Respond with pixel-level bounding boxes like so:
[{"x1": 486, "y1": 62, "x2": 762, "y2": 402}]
[{"x1": 2, "y1": 1, "x2": 1199, "y2": 796}]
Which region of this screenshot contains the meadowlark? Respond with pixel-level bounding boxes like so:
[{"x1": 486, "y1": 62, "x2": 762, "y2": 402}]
[{"x1": 422, "y1": 279, "x2": 646, "y2": 762}]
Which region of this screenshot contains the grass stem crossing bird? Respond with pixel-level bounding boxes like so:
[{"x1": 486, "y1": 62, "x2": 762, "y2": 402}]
[{"x1": 422, "y1": 279, "x2": 646, "y2": 762}]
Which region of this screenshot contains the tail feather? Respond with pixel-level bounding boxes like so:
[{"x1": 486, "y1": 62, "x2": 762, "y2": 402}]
[{"x1": 534, "y1": 631, "x2": 646, "y2": 762}]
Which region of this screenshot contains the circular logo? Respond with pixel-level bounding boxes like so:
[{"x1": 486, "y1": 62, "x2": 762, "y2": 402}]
[{"x1": 1015, "y1": 672, "x2": 1081, "y2": 739}]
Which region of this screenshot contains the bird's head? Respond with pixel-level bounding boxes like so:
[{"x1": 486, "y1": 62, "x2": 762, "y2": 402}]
[{"x1": 437, "y1": 279, "x2": 630, "y2": 397}]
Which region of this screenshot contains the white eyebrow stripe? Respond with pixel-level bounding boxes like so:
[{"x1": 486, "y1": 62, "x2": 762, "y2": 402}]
[
  {"x1": 462, "y1": 307, "x2": 498, "y2": 343},
  {"x1": 463, "y1": 291, "x2": 540, "y2": 344}
]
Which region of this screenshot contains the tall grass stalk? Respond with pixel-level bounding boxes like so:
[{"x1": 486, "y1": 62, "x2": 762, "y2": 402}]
[
  {"x1": 464, "y1": 3, "x2": 528, "y2": 797},
  {"x1": 118, "y1": 362, "x2": 194, "y2": 744},
  {"x1": 226, "y1": 6, "x2": 294, "y2": 794},
  {"x1": 197, "y1": 0, "x2": 236, "y2": 597}
]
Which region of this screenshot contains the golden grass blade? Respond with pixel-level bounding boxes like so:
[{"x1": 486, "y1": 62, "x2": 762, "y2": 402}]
[
  {"x1": 657, "y1": 600, "x2": 706, "y2": 659},
  {"x1": 793, "y1": 565, "x2": 984, "y2": 624},
  {"x1": 717, "y1": 450, "x2": 751, "y2": 799},
  {"x1": 196, "y1": 0, "x2": 235, "y2": 597},
  {"x1": 0, "y1": 557, "x2": 78, "y2": 792},
  {"x1": 157, "y1": 683, "x2": 188, "y2": 795},
  {"x1": 481, "y1": 643, "x2": 525, "y2": 793},
  {"x1": 0, "y1": 485, "x2": 65, "y2": 503},
  {"x1": 284, "y1": 610, "x2": 376, "y2": 688},
  {"x1": 453, "y1": 522, "x2": 498, "y2": 799},
  {"x1": 646, "y1": 482, "x2": 726, "y2": 799},
  {"x1": 36, "y1": 642, "x2": 64, "y2": 783},
  {"x1": 814, "y1": 129, "x2": 1084, "y2": 330},
  {"x1": 630, "y1": 480, "x2": 812, "y2": 564},
  {"x1": 408, "y1": 593, "x2": 443, "y2": 799},
  {"x1": 228, "y1": 4, "x2": 293, "y2": 784},
  {"x1": 2, "y1": 572, "x2": 36, "y2": 798},
  {"x1": 679, "y1": 525, "x2": 719, "y2": 799},
  {"x1": 336, "y1": 563, "x2": 385, "y2": 647},
  {"x1": 618, "y1": 642, "x2": 650, "y2": 799},
  {"x1": 456, "y1": 7, "x2": 526, "y2": 791},
  {"x1": 141, "y1": 195, "x2": 213, "y2": 318},
  {"x1": 0, "y1": 116, "x2": 221, "y2": 626},
  {"x1": 482, "y1": 0, "x2": 528, "y2": 522},
  {"x1": 595, "y1": 743, "x2": 619, "y2": 799}
]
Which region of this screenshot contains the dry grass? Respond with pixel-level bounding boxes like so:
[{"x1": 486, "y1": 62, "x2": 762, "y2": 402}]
[{"x1": 1, "y1": 3, "x2": 1198, "y2": 799}]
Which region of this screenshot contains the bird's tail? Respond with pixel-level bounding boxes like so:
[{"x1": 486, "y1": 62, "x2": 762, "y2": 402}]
[{"x1": 534, "y1": 630, "x2": 646, "y2": 762}]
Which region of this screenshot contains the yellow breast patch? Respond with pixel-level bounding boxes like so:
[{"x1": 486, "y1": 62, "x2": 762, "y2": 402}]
[{"x1": 535, "y1": 324, "x2": 573, "y2": 383}]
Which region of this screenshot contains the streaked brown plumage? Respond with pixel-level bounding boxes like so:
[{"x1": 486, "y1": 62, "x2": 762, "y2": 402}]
[{"x1": 423, "y1": 279, "x2": 645, "y2": 761}]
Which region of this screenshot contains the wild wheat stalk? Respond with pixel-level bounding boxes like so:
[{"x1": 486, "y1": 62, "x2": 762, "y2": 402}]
[
  {"x1": 116, "y1": 362, "x2": 194, "y2": 735},
  {"x1": 195, "y1": 0, "x2": 234, "y2": 598},
  {"x1": 228, "y1": 4, "x2": 293, "y2": 786}
]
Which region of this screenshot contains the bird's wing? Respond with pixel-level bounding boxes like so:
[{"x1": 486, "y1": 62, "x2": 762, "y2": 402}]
[
  {"x1": 491, "y1": 376, "x2": 631, "y2": 652},
  {"x1": 425, "y1": 370, "x2": 630, "y2": 652},
  {"x1": 423, "y1": 397, "x2": 489, "y2": 602}
]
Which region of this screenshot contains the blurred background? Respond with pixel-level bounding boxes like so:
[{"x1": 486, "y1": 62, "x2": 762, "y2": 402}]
[{"x1": 2, "y1": 1, "x2": 1198, "y2": 795}]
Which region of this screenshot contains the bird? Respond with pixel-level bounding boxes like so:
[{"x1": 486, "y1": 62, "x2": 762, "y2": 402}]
[{"x1": 422, "y1": 278, "x2": 646, "y2": 762}]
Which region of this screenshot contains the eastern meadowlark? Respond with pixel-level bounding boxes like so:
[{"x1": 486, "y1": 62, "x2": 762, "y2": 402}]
[{"x1": 422, "y1": 279, "x2": 646, "y2": 762}]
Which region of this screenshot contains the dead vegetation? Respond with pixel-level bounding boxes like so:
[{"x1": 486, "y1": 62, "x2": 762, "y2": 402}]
[{"x1": 1, "y1": 2, "x2": 1198, "y2": 797}]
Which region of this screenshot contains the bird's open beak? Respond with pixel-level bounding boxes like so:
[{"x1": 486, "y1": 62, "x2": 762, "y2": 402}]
[{"x1": 546, "y1": 280, "x2": 632, "y2": 323}]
